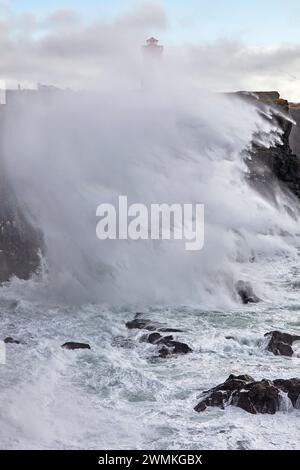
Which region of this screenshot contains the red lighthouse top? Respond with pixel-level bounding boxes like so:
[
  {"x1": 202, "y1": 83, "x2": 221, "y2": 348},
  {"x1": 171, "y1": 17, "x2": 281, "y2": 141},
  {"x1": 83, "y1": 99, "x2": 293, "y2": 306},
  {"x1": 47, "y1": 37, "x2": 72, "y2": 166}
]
[
  {"x1": 146, "y1": 37, "x2": 159, "y2": 45},
  {"x1": 143, "y1": 37, "x2": 164, "y2": 57}
]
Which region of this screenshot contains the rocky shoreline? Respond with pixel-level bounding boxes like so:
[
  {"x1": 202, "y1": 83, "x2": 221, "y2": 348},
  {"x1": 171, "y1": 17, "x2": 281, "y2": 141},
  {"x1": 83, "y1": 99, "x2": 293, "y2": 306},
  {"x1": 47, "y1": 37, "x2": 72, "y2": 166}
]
[
  {"x1": 3, "y1": 317, "x2": 300, "y2": 415},
  {"x1": 194, "y1": 374, "x2": 300, "y2": 415},
  {"x1": 1, "y1": 91, "x2": 300, "y2": 420}
]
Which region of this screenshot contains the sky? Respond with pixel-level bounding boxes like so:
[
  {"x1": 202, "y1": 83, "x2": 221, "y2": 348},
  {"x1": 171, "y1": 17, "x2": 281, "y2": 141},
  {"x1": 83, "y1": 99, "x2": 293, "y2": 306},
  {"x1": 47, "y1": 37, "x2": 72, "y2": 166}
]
[
  {"x1": 1, "y1": 0, "x2": 300, "y2": 99},
  {"x1": 5, "y1": 0, "x2": 300, "y2": 45}
]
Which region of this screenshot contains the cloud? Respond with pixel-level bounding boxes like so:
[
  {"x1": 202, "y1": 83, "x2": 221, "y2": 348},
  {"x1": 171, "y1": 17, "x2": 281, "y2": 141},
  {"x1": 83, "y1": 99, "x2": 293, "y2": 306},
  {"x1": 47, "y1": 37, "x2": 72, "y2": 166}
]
[
  {"x1": 173, "y1": 41, "x2": 300, "y2": 99},
  {"x1": 0, "y1": 2, "x2": 168, "y2": 89},
  {"x1": 1, "y1": 1, "x2": 300, "y2": 100},
  {"x1": 43, "y1": 9, "x2": 81, "y2": 30}
]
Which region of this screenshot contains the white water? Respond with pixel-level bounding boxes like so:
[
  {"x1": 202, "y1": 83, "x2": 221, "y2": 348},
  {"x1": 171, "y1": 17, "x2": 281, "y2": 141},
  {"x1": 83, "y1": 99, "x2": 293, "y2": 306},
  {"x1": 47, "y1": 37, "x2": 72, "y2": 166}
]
[
  {"x1": 1, "y1": 86, "x2": 300, "y2": 449},
  {"x1": 1, "y1": 253, "x2": 300, "y2": 450}
]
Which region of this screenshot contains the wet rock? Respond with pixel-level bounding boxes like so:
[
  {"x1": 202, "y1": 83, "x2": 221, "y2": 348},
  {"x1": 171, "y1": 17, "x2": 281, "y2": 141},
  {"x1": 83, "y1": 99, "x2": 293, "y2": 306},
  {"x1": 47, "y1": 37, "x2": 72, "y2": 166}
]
[
  {"x1": 157, "y1": 339, "x2": 192, "y2": 357},
  {"x1": 61, "y1": 342, "x2": 91, "y2": 350},
  {"x1": 158, "y1": 345, "x2": 170, "y2": 358},
  {"x1": 236, "y1": 280, "x2": 260, "y2": 304},
  {"x1": 233, "y1": 380, "x2": 280, "y2": 414},
  {"x1": 194, "y1": 374, "x2": 300, "y2": 414},
  {"x1": 265, "y1": 330, "x2": 300, "y2": 357},
  {"x1": 126, "y1": 314, "x2": 184, "y2": 333},
  {"x1": 158, "y1": 327, "x2": 184, "y2": 333},
  {"x1": 143, "y1": 332, "x2": 192, "y2": 356},
  {"x1": 125, "y1": 316, "x2": 192, "y2": 358},
  {"x1": 4, "y1": 336, "x2": 20, "y2": 344},
  {"x1": 125, "y1": 318, "x2": 156, "y2": 331},
  {"x1": 273, "y1": 378, "x2": 300, "y2": 407},
  {"x1": 194, "y1": 375, "x2": 250, "y2": 412},
  {"x1": 147, "y1": 332, "x2": 164, "y2": 344},
  {"x1": 165, "y1": 340, "x2": 192, "y2": 355}
]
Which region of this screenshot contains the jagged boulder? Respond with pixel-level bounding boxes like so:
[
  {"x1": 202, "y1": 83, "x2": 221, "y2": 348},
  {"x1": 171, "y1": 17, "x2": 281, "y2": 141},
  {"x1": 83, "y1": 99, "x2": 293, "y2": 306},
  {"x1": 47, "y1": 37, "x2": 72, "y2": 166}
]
[
  {"x1": 126, "y1": 315, "x2": 183, "y2": 333},
  {"x1": 142, "y1": 332, "x2": 192, "y2": 356},
  {"x1": 265, "y1": 330, "x2": 300, "y2": 357},
  {"x1": 125, "y1": 318, "x2": 157, "y2": 331},
  {"x1": 232, "y1": 380, "x2": 280, "y2": 414},
  {"x1": 158, "y1": 339, "x2": 192, "y2": 357},
  {"x1": 125, "y1": 316, "x2": 192, "y2": 358},
  {"x1": 236, "y1": 280, "x2": 260, "y2": 304},
  {"x1": 273, "y1": 378, "x2": 300, "y2": 407},
  {"x1": 194, "y1": 374, "x2": 300, "y2": 414}
]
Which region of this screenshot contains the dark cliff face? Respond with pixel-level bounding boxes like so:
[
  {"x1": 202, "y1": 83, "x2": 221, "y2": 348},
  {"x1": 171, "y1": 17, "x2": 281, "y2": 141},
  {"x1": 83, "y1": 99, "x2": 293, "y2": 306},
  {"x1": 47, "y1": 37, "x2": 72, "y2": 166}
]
[
  {"x1": 244, "y1": 94, "x2": 300, "y2": 202},
  {"x1": 0, "y1": 206, "x2": 42, "y2": 283},
  {"x1": 289, "y1": 108, "x2": 300, "y2": 158},
  {"x1": 0, "y1": 170, "x2": 43, "y2": 283},
  {"x1": 0, "y1": 119, "x2": 43, "y2": 283}
]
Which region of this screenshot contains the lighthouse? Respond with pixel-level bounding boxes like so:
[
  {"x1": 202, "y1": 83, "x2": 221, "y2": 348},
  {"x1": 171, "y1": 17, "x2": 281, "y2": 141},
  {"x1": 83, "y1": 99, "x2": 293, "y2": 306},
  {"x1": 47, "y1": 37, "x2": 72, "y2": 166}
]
[
  {"x1": 141, "y1": 38, "x2": 164, "y2": 89},
  {"x1": 142, "y1": 37, "x2": 164, "y2": 60}
]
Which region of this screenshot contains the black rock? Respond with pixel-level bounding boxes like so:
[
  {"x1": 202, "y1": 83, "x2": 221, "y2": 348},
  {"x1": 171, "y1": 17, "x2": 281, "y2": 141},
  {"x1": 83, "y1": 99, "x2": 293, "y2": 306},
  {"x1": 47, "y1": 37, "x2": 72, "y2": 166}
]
[
  {"x1": 158, "y1": 335, "x2": 174, "y2": 344},
  {"x1": 157, "y1": 339, "x2": 192, "y2": 357},
  {"x1": 167, "y1": 340, "x2": 193, "y2": 355},
  {"x1": 158, "y1": 345, "x2": 170, "y2": 358},
  {"x1": 125, "y1": 319, "x2": 156, "y2": 331},
  {"x1": 265, "y1": 331, "x2": 300, "y2": 357},
  {"x1": 147, "y1": 332, "x2": 164, "y2": 344},
  {"x1": 158, "y1": 328, "x2": 184, "y2": 333},
  {"x1": 232, "y1": 380, "x2": 280, "y2": 414},
  {"x1": 4, "y1": 337, "x2": 21, "y2": 344},
  {"x1": 273, "y1": 378, "x2": 300, "y2": 406},
  {"x1": 144, "y1": 332, "x2": 192, "y2": 356},
  {"x1": 236, "y1": 280, "x2": 260, "y2": 304},
  {"x1": 126, "y1": 316, "x2": 192, "y2": 358},
  {"x1": 194, "y1": 374, "x2": 300, "y2": 415},
  {"x1": 126, "y1": 315, "x2": 183, "y2": 333},
  {"x1": 61, "y1": 342, "x2": 91, "y2": 350}
]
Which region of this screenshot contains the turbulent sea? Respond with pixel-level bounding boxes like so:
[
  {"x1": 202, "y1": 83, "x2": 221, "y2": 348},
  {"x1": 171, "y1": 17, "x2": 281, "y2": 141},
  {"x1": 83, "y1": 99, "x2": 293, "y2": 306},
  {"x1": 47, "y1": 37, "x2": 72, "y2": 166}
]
[
  {"x1": 1, "y1": 251, "x2": 300, "y2": 450},
  {"x1": 1, "y1": 88, "x2": 300, "y2": 449}
]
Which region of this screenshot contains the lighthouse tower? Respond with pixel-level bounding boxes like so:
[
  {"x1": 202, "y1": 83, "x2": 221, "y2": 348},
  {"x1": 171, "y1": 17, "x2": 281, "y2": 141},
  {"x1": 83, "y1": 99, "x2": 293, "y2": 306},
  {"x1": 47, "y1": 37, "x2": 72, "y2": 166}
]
[
  {"x1": 142, "y1": 37, "x2": 164, "y2": 60},
  {"x1": 141, "y1": 38, "x2": 163, "y2": 89}
]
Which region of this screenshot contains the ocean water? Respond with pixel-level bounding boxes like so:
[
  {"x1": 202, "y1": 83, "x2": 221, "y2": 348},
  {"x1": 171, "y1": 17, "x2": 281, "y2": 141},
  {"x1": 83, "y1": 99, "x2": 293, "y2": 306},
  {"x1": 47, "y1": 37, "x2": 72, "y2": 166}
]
[
  {"x1": 0, "y1": 250, "x2": 300, "y2": 450},
  {"x1": 1, "y1": 87, "x2": 300, "y2": 449}
]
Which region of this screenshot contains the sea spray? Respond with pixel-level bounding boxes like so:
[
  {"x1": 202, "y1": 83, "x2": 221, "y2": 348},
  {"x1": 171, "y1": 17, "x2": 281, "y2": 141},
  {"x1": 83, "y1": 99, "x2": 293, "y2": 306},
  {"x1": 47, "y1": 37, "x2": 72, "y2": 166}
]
[{"x1": 1, "y1": 86, "x2": 299, "y2": 305}]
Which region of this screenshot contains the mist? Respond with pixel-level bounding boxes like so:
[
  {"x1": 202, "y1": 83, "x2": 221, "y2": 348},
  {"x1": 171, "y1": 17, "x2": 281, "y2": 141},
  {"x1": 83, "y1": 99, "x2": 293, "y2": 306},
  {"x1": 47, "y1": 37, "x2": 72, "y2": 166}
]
[
  {"x1": 1, "y1": 2, "x2": 300, "y2": 306},
  {"x1": 1, "y1": 74, "x2": 299, "y2": 306}
]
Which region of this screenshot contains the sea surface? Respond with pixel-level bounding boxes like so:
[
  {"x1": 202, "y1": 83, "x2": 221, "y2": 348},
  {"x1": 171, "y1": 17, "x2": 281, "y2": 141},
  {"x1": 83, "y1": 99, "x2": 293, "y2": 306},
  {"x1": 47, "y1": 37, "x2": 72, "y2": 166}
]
[{"x1": 1, "y1": 251, "x2": 300, "y2": 450}]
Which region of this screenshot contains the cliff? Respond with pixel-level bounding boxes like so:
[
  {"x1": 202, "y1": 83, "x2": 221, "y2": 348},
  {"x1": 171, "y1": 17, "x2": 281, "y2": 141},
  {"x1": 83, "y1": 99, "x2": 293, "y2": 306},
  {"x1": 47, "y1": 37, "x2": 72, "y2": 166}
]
[
  {"x1": 290, "y1": 108, "x2": 300, "y2": 159},
  {"x1": 0, "y1": 118, "x2": 42, "y2": 283},
  {"x1": 0, "y1": 202, "x2": 42, "y2": 283},
  {"x1": 241, "y1": 92, "x2": 300, "y2": 201}
]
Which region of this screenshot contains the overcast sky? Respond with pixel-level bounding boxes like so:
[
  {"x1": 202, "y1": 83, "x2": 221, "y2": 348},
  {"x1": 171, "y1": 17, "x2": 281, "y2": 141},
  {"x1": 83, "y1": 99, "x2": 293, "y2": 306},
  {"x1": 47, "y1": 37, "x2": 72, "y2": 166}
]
[{"x1": 1, "y1": 0, "x2": 300, "y2": 100}]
